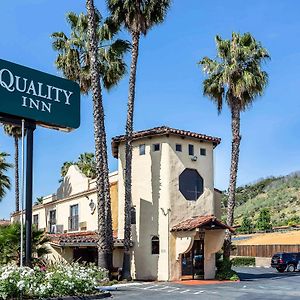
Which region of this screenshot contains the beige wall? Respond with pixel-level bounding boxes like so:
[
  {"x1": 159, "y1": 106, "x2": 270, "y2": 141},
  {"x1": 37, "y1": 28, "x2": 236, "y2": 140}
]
[
  {"x1": 117, "y1": 134, "x2": 217, "y2": 281},
  {"x1": 12, "y1": 166, "x2": 119, "y2": 236}
]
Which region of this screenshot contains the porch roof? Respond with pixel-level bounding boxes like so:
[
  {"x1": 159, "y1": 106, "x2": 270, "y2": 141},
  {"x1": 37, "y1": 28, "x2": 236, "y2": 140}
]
[
  {"x1": 171, "y1": 215, "x2": 234, "y2": 233},
  {"x1": 48, "y1": 231, "x2": 130, "y2": 248}
]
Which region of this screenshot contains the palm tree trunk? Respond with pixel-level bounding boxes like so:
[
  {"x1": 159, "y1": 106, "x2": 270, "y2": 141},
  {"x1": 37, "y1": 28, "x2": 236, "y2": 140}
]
[
  {"x1": 102, "y1": 133, "x2": 114, "y2": 272},
  {"x1": 122, "y1": 31, "x2": 140, "y2": 280},
  {"x1": 14, "y1": 136, "x2": 19, "y2": 212},
  {"x1": 224, "y1": 105, "x2": 241, "y2": 259},
  {"x1": 86, "y1": 0, "x2": 109, "y2": 270}
]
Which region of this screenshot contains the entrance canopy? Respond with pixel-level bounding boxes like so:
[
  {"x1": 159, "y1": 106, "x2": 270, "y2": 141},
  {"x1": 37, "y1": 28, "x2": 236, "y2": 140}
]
[{"x1": 171, "y1": 215, "x2": 234, "y2": 232}]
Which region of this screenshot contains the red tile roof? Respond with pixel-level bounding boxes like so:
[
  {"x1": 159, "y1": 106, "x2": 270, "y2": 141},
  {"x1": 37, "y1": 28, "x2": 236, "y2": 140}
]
[
  {"x1": 111, "y1": 126, "x2": 221, "y2": 158},
  {"x1": 171, "y1": 215, "x2": 234, "y2": 232},
  {"x1": 48, "y1": 231, "x2": 130, "y2": 248}
]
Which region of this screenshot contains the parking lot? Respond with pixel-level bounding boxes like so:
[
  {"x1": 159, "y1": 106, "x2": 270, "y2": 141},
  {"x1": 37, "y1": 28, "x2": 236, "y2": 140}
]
[{"x1": 110, "y1": 267, "x2": 300, "y2": 299}]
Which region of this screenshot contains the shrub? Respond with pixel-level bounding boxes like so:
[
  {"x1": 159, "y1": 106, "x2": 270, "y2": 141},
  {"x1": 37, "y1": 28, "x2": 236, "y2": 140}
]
[
  {"x1": 0, "y1": 263, "x2": 108, "y2": 299},
  {"x1": 215, "y1": 255, "x2": 239, "y2": 281},
  {"x1": 231, "y1": 257, "x2": 255, "y2": 267}
]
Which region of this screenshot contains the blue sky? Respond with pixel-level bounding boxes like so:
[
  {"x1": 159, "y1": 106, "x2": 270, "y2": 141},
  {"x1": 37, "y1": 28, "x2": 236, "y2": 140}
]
[{"x1": 0, "y1": 0, "x2": 300, "y2": 219}]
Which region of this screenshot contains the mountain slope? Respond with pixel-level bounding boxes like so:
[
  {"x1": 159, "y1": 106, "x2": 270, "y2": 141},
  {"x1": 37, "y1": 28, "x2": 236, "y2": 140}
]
[{"x1": 222, "y1": 172, "x2": 300, "y2": 226}]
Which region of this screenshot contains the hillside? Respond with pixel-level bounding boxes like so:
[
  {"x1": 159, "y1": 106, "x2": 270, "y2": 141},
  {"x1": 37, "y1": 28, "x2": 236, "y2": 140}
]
[{"x1": 222, "y1": 172, "x2": 300, "y2": 227}]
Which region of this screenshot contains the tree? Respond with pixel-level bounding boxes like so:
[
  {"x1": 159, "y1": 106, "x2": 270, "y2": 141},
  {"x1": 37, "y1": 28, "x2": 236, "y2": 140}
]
[
  {"x1": 107, "y1": 0, "x2": 171, "y2": 280},
  {"x1": 52, "y1": 7, "x2": 129, "y2": 271},
  {"x1": 59, "y1": 153, "x2": 96, "y2": 181},
  {"x1": 77, "y1": 152, "x2": 96, "y2": 179},
  {"x1": 2, "y1": 125, "x2": 23, "y2": 212},
  {"x1": 256, "y1": 208, "x2": 272, "y2": 231},
  {"x1": 60, "y1": 161, "x2": 74, "y2": 178},
  {"x1": 0, "y1": 222, "x2": 50, "y2": 266},
  {"x1": 199, "y1": 32, "x2": 270, "y2": 258},
  {"x1": 0, "y1": 152, "x2": 12, "y2": 201},
  {"x1": 34, "y1": 196, "x2": 44, "y2": 206},
  {"x1": 239, "y1": 216, "x2": 253, "y2": 234}
]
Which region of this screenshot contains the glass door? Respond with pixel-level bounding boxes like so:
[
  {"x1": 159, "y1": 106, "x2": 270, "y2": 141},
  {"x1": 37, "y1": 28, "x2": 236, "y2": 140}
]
[{"x1": 181, "y1": 239, "x2": 205, "y2": 279}]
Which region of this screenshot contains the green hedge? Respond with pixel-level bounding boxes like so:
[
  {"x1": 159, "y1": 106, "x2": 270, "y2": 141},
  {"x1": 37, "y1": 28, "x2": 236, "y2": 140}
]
[{"x1": 232, "y1": 257, "x2": 255, "y2": 266}]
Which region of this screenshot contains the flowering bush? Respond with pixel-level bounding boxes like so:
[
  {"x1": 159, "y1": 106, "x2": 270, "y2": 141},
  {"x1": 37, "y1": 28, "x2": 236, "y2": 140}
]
[{"x1": 0, "y1": 263, "x2": 108, "y2": 299}]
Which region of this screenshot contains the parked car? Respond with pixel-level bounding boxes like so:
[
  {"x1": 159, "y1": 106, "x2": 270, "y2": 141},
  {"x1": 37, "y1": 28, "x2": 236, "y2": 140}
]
[{"x1": 271, "y1": 252, "x2": 300, "y2": 272}]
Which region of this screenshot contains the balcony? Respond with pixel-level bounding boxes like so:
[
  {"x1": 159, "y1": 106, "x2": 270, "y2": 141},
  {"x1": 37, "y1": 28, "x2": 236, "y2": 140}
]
[{"x1": 68, "y1": 215, "x2": 79, "y2": 231}]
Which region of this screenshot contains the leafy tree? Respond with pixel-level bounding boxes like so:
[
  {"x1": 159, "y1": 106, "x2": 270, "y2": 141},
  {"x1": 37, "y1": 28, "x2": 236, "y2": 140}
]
[
  {"x1": 77, "y1": 152, "x2": 96, "y2": 179},
  {"x1": 0, "y1": 222, "x2": 50, "y2": 265},
  {"x1": 52, "y1": 6, "x2": 129, "y2": 271},
  {"x1": 59, "y1": 153, "x2": 96, "y2": 181},
  {"x1": 239, "y1": 216, "x2": 253, "y2": 234},
  {"x1": 199, "y1": 32, "x2": 270, "y2": 258},
  {"x1": 0, "y1": 152, "x2": 12, "y2": 201},
  {"x1": 107, "y1": 0, "x2": 171, "y2": 280},
  {"x1": 34, "y1": 196, "x2": 44, "y2": 206},
  {"x1": 256, "y1": 208, "x2": 272, "y2": 231},
  {"x1": 60, "y1": 161, "x2": 74, "y2": 178},
  {"x1": 2, "y1": 125, "x2": 24, "y2": 212}
]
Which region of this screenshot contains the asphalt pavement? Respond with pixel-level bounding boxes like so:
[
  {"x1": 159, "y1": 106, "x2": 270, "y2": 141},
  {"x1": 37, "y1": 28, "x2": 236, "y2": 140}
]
[{"x1": 109, "y1": 267, "x2": 300, "y2": 299}]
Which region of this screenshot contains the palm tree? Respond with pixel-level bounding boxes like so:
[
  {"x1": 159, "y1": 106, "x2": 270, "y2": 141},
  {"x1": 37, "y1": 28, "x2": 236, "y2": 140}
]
[
  {"x1": 60, "y1": 161, "x2": 74, "y2": 178},
  {"x1": 0, "y1": 152, "x2": 11, "y2": 201},
  {"x1": 77, "y1": 152, "x2": 96, "y2": 179},
  {"x1": 199, "y1": 32, "x2": 270, "y2": 258},
  {"x1": 52, "y1": 8, "x2": 129, "y2": 271},
  {"x1": 0, "y1": 222, "x2": 50, "y2": 265},
  {"x1": 2, "y1": 125, "x2": 22, "y2": 212},
  {"x1": 107, "y1": 0, "x2": 171, "y2": 280}
]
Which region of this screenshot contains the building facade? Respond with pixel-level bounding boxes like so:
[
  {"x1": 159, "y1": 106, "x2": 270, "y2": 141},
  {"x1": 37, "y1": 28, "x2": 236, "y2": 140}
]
[{"x1": 12, "y1": 126, "x2": 232, "y2": 280}]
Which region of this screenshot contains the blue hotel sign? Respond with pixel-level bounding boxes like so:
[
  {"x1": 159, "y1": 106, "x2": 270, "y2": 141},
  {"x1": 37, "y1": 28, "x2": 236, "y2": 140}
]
[{"x1": 0, "y1": 58, "x2": 80, "y2": 130}]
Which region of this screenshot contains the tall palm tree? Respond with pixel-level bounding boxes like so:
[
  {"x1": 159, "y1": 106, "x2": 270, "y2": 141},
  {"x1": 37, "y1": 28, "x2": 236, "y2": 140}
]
[
  {"x1": 0, "y1": 152, "x2": 12, "y2": 201},
  {"x1": 77, "y1": 152, "x2": 96, "y2": 179},
  {"x1": 2, "y1": 125, "x2": 22, "y2": 212},
  {"x1": 52, "y1": 8, "x2": 129, "y2": 270},
  {"x1": 199, "y1": 32, "x2": 270, "y2": 258},
  {"x1": 107, "y1": 0, "x2": 171, "y2": 280}
]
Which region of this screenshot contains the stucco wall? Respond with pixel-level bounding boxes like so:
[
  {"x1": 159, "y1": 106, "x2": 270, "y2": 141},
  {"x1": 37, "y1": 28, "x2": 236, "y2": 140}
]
[
  {"x1": 117, "y1": 134, "x2": 216, "y2": 281},
  {"x1": 12, "y1": 166, "x2": 119, "y2": 235}
]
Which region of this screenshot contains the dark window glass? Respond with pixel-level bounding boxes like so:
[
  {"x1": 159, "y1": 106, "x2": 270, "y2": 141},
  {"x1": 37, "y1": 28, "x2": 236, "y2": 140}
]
[
  {"x1": 153, "y1": 144, "x2": 160, "y2": 152},
  {"x1": 188, "y1": 144, "x2": 194, "y2": 156},
  {"x1": 139, "y1": 144, "x2": 145, "y2": 155},
  {"x1": 176, "y1": 144, "x2": 182, "y2": 152},
  {"x1": 49, "y1": 210, "x2": 56, "y2": 233},
  {"x1": 200, "y1": 148, "x2": 206, "y2": 156},
  {"x1": 151, "y1": 236, "x2": 159, "y2": 255},
  {"x1": 179, "y1": 168, "x2": 204, "y2": 200},
  {"x1": 131, "y1": 207, "x2": 136, "y2": 225},
  {"x1": 69, "y1": 204, "x2": 79, "y2": 231},
  {"x1": 33, "y1": 214, "x2": 39, "y2": 228}
]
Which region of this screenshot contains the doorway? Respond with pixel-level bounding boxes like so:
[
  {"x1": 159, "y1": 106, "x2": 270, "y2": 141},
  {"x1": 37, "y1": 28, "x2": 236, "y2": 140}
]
[{"x1": 181, "y1": 239, "x2": 204, "y2": 279}]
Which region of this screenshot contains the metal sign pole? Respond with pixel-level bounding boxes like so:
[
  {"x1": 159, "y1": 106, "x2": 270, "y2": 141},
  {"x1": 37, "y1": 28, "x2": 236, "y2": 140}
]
[
  {"x1": 20, "y1": 119, "x2": 25, "y2": 267},
  {"x1": 25, "y1": 121, "x2": 35, "y2": 267}
]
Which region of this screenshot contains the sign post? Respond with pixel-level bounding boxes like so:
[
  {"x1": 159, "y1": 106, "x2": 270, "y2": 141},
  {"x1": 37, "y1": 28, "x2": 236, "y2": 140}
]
[
  {"x1": 25, "y1": 122, "x2": 35, "y2": 266},
  {"x1": 0, "y1": 58, "x2": 80, "y2": 266}
]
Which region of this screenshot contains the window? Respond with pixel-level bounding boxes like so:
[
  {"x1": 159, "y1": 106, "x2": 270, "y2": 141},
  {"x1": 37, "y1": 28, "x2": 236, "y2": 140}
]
[
  {"x1": 200, "y1": 148, "x2": 206, "y2": 156},
  {"x1": 49, "y1": 210, "x2": 56, "y2": 233},
  {"x1": 69, "y1": 204, "x2": 79, "y2": 231},
  {"x1": 139, "y1": 144, "x2": 145, "y2": 155},
  {"x1": 179, "y1": 168, "x2": 204, "y2": 200},
  {"x1": 153, "y1": 143, "x2": 160, "y2": 152},
  {"x1": 33, "y1": 214, "x2": 39, "y2": 228},
  {"x1": 176, "y1": 144, "x2": 182, "y2": 152},
  {"x1": 188, "y1": 144, "x2": 194, "y2": 156},
  {"x1": 151, "y1": 236, "x2": 159, "y2": 255},
  {"x1": 131, "y1": 207, "x2": 136, "y2": 225}
]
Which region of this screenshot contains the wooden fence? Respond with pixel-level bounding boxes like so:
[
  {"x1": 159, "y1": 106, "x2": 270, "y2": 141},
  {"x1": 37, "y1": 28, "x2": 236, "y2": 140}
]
[{"x1": 232, "y1": 244, "x2": 300, "y2": 257}]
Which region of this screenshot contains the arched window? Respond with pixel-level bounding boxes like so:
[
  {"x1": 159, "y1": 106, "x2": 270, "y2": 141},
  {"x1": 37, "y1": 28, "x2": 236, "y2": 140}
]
[{"x1": 151, "y1": 236, "x2": 159, "y2": 255}]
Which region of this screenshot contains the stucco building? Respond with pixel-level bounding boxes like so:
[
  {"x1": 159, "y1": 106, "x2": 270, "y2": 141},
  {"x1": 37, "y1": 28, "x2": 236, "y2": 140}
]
[{"x1": 12, "y1": 126, "x2": 232, "y2": 280}]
